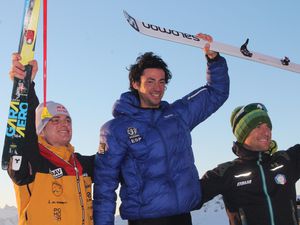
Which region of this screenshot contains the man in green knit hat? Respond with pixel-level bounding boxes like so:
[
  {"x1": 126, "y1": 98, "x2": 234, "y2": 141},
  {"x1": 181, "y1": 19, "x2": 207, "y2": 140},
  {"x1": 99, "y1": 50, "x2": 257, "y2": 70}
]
[
  {"x1": 230, "y1": 103, "x2": 276, "y2": 154},
  {"x1": 199, "y1": 103, "x2": 300, "y2": 225}
]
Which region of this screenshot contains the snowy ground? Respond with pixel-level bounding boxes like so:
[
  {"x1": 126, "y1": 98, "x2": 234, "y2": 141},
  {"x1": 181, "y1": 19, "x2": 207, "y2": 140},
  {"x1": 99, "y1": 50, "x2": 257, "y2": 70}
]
[
  {"x1": 0, "y1": 205, "x2": 18, "y2": 225},
  {"x1": 115, "y1": 195, "x2": 228, "y2": 225},
  {"x1": 0, "y1": 195, "x2": 227, "y2": 225},
  {"x1": 1, "y1": 195, "x2": 299, "y2": 225}
]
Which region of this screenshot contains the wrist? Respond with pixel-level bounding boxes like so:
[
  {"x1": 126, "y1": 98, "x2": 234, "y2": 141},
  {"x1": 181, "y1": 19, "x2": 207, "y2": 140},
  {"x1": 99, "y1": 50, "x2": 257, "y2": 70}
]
[{"x1": 206, "y1": 52, "x2": 220, "y2": 62}]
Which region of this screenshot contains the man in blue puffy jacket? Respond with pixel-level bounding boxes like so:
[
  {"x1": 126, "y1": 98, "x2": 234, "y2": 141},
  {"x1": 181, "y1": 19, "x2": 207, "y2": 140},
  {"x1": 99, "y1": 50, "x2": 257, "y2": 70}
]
[{"x1": 93, "y1": 33, "x2": 230, "y2": 225}]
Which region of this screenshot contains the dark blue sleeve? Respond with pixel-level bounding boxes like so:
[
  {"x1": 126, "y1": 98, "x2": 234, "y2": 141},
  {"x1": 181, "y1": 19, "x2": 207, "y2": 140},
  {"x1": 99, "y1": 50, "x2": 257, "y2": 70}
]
[
  {"x1": 93, "y1": 122, "x2": 127, "y2": 225},
  {"x1": 172, "y1": 55, "x2": 229, "y2": 130}
]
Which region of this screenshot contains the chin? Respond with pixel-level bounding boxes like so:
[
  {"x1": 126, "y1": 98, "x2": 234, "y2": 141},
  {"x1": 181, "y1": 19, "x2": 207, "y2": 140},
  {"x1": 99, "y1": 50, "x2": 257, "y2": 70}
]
[
  {"x1": 61, "y1": 138, "x2": 71, "y2": 145},
  {"x1": 261, "y1": 147, "x2": 270, "y2": 152}
]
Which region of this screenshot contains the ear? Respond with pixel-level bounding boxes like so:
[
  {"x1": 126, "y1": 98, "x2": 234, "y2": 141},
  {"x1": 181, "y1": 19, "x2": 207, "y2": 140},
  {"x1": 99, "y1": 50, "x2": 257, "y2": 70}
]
[{"x1": 132, "y1": 81, "x2": 140, "y2": 90}]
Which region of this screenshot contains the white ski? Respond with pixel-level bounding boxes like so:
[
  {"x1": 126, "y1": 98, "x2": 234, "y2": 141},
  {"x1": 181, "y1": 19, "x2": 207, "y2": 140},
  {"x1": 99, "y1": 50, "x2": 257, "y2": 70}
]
[{"x1": 124, "y1": 10, "x2": 300, "y2": 74}]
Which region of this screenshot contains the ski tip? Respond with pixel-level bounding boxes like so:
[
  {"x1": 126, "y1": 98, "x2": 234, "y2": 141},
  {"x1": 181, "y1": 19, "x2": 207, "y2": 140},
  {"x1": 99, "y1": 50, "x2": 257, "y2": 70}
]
[
  {"x1": 123, "y1": 10, "x2": 140, "y2": 33},
  {"x1": 123, "y1": 10, "x2": 128, "y2": 16},
  {"x1": 123, "y1": 10, "x2": 131, "y2": 21}
]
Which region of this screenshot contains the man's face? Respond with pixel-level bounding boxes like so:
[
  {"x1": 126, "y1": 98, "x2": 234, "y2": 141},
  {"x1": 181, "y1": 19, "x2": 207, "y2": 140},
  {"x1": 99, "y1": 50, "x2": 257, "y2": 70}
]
[
  {"x1": 41, "y1": 114, "x2": 72, "y2": 147},
  {"x1": 243, "y1": 123, "x2": 272, "y2": 152},
  {"x1": 133, "y1": 68, "x2": 166, "y2": 108}
]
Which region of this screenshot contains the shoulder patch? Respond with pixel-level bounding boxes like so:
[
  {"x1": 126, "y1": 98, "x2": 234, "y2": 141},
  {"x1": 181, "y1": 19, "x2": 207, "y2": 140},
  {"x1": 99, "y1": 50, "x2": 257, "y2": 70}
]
[{"x1": 98, "y1": 142, "x2": 108, "y2": 154}]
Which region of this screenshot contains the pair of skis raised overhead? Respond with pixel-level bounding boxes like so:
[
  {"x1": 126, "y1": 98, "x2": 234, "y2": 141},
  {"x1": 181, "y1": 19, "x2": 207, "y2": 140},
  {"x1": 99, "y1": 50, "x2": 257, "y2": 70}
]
[{"x1": 123, "y1": 10, "x2": 300, "y2": 74}]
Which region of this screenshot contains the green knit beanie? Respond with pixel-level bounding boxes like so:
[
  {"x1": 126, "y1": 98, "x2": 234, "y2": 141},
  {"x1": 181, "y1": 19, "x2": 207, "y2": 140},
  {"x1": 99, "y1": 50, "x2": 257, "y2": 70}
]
[{"x1": 230, "y1": 103, "x2": 272, "y2": 143}]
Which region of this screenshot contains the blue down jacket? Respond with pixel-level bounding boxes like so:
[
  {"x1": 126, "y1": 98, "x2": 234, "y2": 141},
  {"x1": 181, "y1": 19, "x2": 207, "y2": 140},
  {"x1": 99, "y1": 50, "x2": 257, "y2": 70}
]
[{"x1": 93, "y1": 56, "x2": 229, "y2": 225}]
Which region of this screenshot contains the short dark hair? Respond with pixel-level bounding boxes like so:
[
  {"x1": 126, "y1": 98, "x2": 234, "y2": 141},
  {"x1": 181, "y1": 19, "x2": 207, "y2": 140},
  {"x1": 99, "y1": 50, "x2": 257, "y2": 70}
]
[{"x1": 128, "y1": 52, "x2": 172, "y2": 93}]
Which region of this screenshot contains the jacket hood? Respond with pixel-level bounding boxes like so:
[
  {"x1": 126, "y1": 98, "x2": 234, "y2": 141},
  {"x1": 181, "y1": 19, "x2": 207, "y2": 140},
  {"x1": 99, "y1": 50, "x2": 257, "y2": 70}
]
[{"x1": 112, "y1": 91, "x2": 169, "y2": 121}]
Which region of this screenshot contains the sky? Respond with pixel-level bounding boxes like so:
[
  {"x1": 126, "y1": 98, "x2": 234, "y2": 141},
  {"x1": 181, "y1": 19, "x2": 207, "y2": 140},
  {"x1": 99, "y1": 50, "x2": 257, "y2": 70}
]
[{"x1": 0, "y1": 0, "x2": 299, "y2": 208}]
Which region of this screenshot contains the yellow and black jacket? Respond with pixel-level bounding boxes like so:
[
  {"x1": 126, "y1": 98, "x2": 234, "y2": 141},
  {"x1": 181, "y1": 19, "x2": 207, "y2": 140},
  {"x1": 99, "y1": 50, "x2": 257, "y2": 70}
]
[{"x1": 8, "y1": 83, "x2": 94, "y2": 225}]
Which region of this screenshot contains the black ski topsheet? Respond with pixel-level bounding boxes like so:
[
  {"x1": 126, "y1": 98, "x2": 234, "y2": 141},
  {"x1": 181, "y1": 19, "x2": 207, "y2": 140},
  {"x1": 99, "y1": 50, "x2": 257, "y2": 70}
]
[
  {"x1": 124, "y1": 10, "x2": 300, "y2": 74},
  {"x1": 2, "y1": 0, "x2": 40, "y2": 170}
]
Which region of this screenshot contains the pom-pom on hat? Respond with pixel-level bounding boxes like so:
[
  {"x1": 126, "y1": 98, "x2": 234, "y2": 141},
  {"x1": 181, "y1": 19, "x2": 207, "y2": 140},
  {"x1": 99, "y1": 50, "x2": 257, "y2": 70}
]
[
  {"x1": 230, "y1": 103, "x2": 272, "y2": 143},
  {"x1": 35, "y1": 101, "x2": 71, "y2": 135}
]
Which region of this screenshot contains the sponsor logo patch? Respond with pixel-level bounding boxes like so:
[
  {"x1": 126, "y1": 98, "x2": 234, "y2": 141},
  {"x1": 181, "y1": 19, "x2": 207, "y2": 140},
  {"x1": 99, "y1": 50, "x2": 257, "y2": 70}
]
[
  {"x1": 53, "y1": 208, "x2": 62, "y2": 221},
  {"x1": 12, "y1": 155, "x2": 22, "y2": 171},
  {"x1": 52, "y1": 182, "x2": 63, "y2": 197},
  {"x1": 6, "y1": 101, "x2": 28, "y2": 138},
  {"x1": 127, "y1": 127, "x2": 142, "y2": 144},
  {"x1": 56, "y1": 105, "x2": 68, "y2": 114},
  {"x1": 237, "y1": 179, "x2": 252, "y2": 187},
  {"x1": 274, "y1": 174, "x2": 287, "y2": 185},
  {"x1": 98, "y1": 142, "x2": 108, "y2": 154},
  {"x1": 50, "y1": 168, "x2": 63, "y2": 179}
]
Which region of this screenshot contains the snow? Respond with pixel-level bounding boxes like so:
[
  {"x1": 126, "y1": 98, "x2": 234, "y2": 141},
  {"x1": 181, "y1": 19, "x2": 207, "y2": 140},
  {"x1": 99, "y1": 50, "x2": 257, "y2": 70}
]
[
  {"x1": 1, "y1": 195, "x2": 299, "y2": 225},
  {"x1": 191, "y1": 195, "x2": 228, "y2": 225},
  {"x1": 0, "y1": 205, "x2": 18, "y2": 225},
  {"x1": 0, "y1": 196, "x2": 228, "y2": 225},
  {"x1": 115, "y1": 195, "x2": 228, "y2": 225}
]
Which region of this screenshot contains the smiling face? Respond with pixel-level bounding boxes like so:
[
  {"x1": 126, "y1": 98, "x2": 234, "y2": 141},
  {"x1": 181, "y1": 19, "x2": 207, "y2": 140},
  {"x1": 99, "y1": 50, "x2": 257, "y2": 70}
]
[
  {"x1": 40, "y1": 114, "x2": 72, "y2": 147},
  {"x1": 132, "y1": 68, "x2": 166, "y2": 108},
  {"x1": 243, "y1": 123, "x2": 272, "y2": 152}
]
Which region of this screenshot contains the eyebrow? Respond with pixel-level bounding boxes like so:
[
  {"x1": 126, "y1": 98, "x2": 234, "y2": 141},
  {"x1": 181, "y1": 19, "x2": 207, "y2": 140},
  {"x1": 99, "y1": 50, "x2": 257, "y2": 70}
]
[
  {"x1": 146, "y1": 77, "x2": 166, "y2": 82},
  {"x1": 51, "y1": 115, "x2": 71, "y2": 120}
]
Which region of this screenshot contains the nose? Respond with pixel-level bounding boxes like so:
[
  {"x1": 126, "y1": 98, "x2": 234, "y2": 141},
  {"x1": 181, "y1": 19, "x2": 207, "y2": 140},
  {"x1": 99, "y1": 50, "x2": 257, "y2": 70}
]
[
  {"x1": 261, "y1": 125, "x2": 271, "y2": 136},
  {"x1": 153, "y1": 82, "x2": 165, "y2": 91},
  {"x1": 60, "y1": 120, "x2": 68, "y2": 125}
]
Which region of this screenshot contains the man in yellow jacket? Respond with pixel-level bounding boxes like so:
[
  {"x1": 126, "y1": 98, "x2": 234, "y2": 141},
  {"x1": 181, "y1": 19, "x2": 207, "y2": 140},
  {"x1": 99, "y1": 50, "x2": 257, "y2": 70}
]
[{"x1": 7, "y1": 53, "x2": 94, "y2": 225}]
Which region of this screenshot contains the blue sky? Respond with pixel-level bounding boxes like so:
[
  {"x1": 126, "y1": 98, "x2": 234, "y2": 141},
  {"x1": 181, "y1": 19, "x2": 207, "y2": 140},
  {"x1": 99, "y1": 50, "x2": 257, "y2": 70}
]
[{"x1": 0, "y1": 0, "x2": 299, "y2": 208}]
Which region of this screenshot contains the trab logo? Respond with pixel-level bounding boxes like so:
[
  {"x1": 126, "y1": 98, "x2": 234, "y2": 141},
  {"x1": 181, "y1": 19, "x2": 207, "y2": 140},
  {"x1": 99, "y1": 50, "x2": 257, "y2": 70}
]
[{"x1": 6, "y1": 101, "x2": 28, "y2": 138}]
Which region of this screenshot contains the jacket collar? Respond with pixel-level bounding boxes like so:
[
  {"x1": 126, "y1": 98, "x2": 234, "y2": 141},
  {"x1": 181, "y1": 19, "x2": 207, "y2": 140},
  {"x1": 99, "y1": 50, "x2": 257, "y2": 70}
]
[
  {"x1": 112, "y1": 91, "x2": 169, "y2": 122},
  {"x1": 38, "y1": 136, "x2": 74, "y2": 162},
  {"x1": 232, "y1": 141, "x2": 270, "y2": 161}
]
